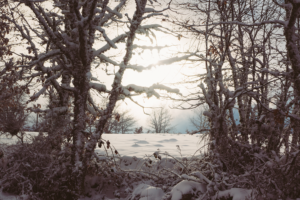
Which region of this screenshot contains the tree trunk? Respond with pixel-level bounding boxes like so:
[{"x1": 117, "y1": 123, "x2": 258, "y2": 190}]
[
  {"x1": 82, "y1": 0, "x2": 148, "y2": 192},
  {"x1": 71, "y1": 58, "x2": 90, "y2": 193}
]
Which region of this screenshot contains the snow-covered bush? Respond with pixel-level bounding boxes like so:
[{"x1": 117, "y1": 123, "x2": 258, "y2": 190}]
[
  {"x1": 0, "y1": 134, "x2": 77, "y2": 199},
  {"x1": 1, "y1": 132, "x2": 299, "y2": 200},
  {"x1": 0, "y1": 135, "x2": 51, "y2": 196},
  {"x1": 165, "y1": 0, "x2": 300, "y2": 198},
  {"x1": 118, "y1": 138, "x2": 298, "y2": 200},
  {"x1": 210, "y1": 138, "x2": 300, "y2": 199}
]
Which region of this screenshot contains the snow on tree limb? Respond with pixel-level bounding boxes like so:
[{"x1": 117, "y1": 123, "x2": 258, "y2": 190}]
[
  {"x1": 29, "y1": 70, "x2": 64, "y2": 101},
  {"x1": 142, "y1": 13, "x2": 166, "y2": 20},
  {"x1": 26, "y1": 2, "x2": 69, "y2": 55},
  {"x1": 189, "y1": 20, "x2": 287, "y2": 28},
  {"x1": 95, "y1": 26, "x2": 117, "y2": 49},
  {"x1": 30, "y1": 83, "x2": 49, "y2": 101},
  {"x1": 104, "y1": 7, "x2": 123, "y2": 19},
  {"x1": 89, "y1": 82, "x2": 107, "y2": 93},
  {"x1": 92, "y1": 33, "x2": 128, "y2": 56},
  {"x1": 126, "y1": 53, "x2": 195, "y2": 72},
  {"x1": 272, "y1": 0, "x2": 293, "y2": 9},
  {"x1": 144, "y1": 7, "x2": 170, "y2": 13},
  {"x1": 133, "y1": 44, "x2": 172, "y2": 51},
  {"x1": 99, "y1": 0, "x2": 127, "y2": 25},
  {"x1": 92, "y1": 24, "x2": 174, "y2": 58},
  {"x1": 87, "y1": 103, "x2": 97, "y2": 116},
  {"x1": 97, "y1": 54, "x2": 119, "y2": 66},
  {"x1": 88, "y1": 92, "x2": 105, "y2": 115},
  {"x1": 91, "y1": 76, "x2": 100, "y2": 82},
  {"x1": 122, "y1": 83, "x2": 180, "y2": 98},
  {"x1": 27, "y1": 50, "x2": 61, "y2": 68},
  {"x1": 154, "y1": 54, "x2": 195, "y2": 66},
  {"x1": 60, "y1": 84, "x2": 77, "y2": 93}
]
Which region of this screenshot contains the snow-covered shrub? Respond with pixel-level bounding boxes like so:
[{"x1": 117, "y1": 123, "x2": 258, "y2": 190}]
[
  {"x1": 0, "y1": 134, "x2": 78, "y2": 200},
  {"x1": 259, "y1": 150, "x2": 300, "y2": 199},
  {"x1": 0, "y1": 135, "x2": 51, "y2": 196},
  {"x1": 212, "y1": 137, "x2": 300, "y2": 199},
  {"x1": 122, "y1": 137, "x2": 298, "y2": 200},
  {"x1": 82, "y1": 135, "x2": 299, "y2": 200}
]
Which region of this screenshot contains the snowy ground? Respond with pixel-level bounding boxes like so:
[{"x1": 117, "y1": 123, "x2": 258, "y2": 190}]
[
  {"x1": 97, "y1": 133, "x2": 208, "y2": 158},
  {"x1": 0, "y1": 132, "x2": 209, "y2": 158},
  {"x1": 0, "y1": 133, "x2": 262, "y2": 200}
]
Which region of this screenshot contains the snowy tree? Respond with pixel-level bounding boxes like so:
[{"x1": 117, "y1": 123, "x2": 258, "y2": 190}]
[
  {"x1": 171, "y1": 0, "x2": 300, "y2": 153},
  {"x1": 189, "y1": 105, "x2": 209, "y2": 133},
  {"x1": 0, "y1": 64, "x2": 29, "y2": 143},
  {"x1": 5, "y1": 0, "x2": 193, "y2": 195},
  {"x1": 148, "y1": 106, "x2": 173, "y2": 133},
  {"x1": 108, "y1": 109, "x2": 137, "y2": 133},
  {"x1": 159, "y1": 1, "x2": 300, "y2": 198},
  {"x1": 0, "y1": 101, "x2": 27, "y2": 136},
  {"x1": 98, "y1": 98, "x2": 137, "y2": 134},
  {"x1": 0, "y1": 1, "x2": 31, "y2": 143},
  {"x1": 134, "y1": 126, "x2": 143, "y2": 133},
  {"x1": 0, "y1": 0, "x2": 12, "y2": 60}
]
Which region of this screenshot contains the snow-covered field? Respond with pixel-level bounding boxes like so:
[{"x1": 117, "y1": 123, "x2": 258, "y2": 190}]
[
  {"x1": 0, "y1": 132, "x2": 209, "y2": 158},
  {"x1": 97, "y1": 133, "x2": 208, "y2": 158}
]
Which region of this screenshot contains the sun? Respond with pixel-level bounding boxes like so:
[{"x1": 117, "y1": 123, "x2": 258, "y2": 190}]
[
  {"x1": 122, "y1": 32, "x2": 181, "y2": 87},
  {"x1": 123, "y1": 49, "x2": 173, "y2": 85}
]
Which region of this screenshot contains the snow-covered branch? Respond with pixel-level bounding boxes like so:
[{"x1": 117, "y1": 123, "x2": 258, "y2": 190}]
[
  {"x1": 95, "y1": 26, "x2": 117, "y2": 49},
  {"x1": 92, "y1": 33, "x2": 128, "y2": 56},
  {"x1": 122, "y1": 83, "x2": 180, "y2": 98},
  {"x1": 89, "y1": 82, "x2": 107, "y2": 93},
  {"x1": 127, "y1": 53, "x2": 195, "y2": 72}
]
